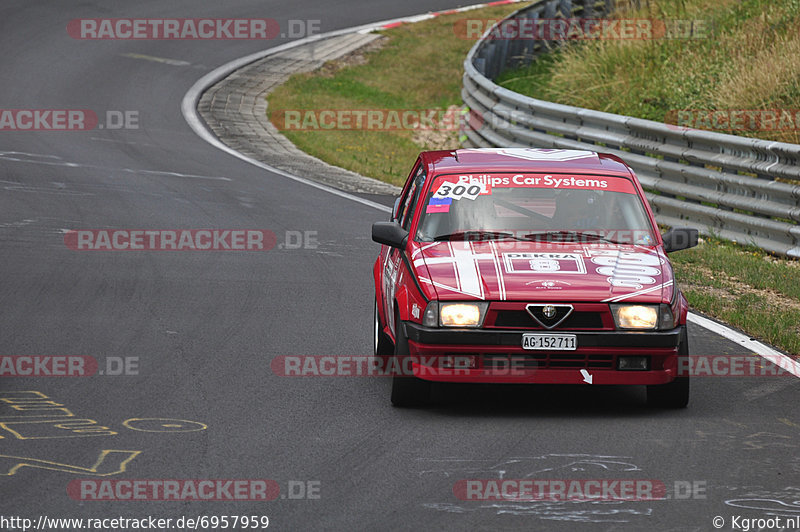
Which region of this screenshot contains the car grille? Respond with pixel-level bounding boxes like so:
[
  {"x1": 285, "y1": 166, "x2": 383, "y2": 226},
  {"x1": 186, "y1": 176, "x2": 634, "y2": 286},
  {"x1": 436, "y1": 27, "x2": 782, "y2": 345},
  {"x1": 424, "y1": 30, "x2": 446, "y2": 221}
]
[
  {"x1": 492, "y1": 310, "x2": 603, "y2": 329},
  {"x1": 483, "y1": 353, "x2": 614, "y2": 370}
]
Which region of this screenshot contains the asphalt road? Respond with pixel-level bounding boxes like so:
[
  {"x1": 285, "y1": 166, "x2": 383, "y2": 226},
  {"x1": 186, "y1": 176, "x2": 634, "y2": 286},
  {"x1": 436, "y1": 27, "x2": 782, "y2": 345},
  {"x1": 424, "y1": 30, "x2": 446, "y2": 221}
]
[{"x1": 0, "y1": 1, "x2": 798, "y2": 531}]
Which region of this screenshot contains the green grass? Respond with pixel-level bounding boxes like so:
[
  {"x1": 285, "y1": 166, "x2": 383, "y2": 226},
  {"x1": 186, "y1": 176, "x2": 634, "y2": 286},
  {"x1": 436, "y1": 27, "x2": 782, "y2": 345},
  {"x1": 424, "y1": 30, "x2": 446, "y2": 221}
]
[
  {"x1": 495, "y1": 0, "x2": 800, "y2": 144},
  {"x1": 670, "y1": 235, "x2": 800, "y2": 354},
  {"x1": 267, "y1": 3, "x2": 520, "y2": 185}
]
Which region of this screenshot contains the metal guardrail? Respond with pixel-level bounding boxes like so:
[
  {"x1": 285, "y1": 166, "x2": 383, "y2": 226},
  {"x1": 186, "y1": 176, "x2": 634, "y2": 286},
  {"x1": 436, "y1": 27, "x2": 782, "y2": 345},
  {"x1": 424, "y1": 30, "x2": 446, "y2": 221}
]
[{"x1": 460, "y1": 0, "x2": 800, "y2": 257}]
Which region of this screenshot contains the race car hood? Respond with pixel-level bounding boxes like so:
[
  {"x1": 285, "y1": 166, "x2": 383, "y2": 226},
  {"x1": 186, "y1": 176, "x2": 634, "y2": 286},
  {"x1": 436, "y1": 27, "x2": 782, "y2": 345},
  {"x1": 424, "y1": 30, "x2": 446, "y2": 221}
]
[{"x1": 410, "y1": 240, "x2": 673, "y2": 303}]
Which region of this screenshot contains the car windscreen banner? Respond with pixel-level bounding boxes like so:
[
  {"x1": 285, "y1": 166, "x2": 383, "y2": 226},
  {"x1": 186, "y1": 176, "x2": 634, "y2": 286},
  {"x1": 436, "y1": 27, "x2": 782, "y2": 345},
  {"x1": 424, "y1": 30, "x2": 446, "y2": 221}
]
[{"x1": 430, "y1": 173, "x2": 637, "y2": 201}]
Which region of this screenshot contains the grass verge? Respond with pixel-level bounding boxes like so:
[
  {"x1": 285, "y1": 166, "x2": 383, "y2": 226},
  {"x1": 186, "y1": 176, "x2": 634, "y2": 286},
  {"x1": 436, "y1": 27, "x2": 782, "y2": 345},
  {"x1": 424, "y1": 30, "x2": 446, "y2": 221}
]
[
  {"x1": 266, "y1": 2, "x2": 800, "y2": 355},
  {"x1": 266, "y1": 3, "x2": 520, "y2": 186},
  {"x1": 496, "y1": 0, "x2": 800, "y2": 144},
  {"x1": 671, "y1": 235, "x2": 800, "y2": 355}
]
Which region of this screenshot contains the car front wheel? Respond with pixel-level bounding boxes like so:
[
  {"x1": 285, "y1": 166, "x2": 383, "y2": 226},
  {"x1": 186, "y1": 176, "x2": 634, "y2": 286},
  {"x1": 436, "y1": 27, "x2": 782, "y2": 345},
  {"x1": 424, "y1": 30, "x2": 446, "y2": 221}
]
[
  {"x1": 390, "y1": 313, "x2": 431, "y2": 407},
  {"x1": 374, "y1": 298, "x2": 394, "y2": 358},
  {"x1": 647, "y1": 327, "x2": 690, "y2": 408}
]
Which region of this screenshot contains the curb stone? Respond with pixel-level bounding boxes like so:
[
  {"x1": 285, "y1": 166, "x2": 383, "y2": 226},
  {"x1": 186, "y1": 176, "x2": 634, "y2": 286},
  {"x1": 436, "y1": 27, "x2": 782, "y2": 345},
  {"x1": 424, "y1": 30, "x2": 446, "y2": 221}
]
[{"x1": 198, "y1": 32, "x2": 402, "y2": 196}]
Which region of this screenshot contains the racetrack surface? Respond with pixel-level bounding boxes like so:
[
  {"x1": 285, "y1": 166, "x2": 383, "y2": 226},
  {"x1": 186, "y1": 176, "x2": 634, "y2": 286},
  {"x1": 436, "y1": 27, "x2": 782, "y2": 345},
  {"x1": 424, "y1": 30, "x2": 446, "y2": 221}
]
[{"x1": 0, "y1": 1, "x2": 798, "y2": 530}]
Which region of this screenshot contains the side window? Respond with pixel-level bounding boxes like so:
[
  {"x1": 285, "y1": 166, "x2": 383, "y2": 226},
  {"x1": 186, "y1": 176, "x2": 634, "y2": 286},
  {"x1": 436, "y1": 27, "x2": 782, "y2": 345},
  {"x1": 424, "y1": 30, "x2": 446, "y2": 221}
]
[
  {"x1": 401, "y1": 166, "x2": 426, "y2": 231},
  {"x1": 393, "y1": 161, "x2": 421, "y2": 221}
]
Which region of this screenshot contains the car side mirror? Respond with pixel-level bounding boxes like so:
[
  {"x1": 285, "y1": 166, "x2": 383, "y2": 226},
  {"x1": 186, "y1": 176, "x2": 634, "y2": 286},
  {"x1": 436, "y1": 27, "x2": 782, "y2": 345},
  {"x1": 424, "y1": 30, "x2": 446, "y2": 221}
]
[
  {"x1": 372, "y1": 221, "x2": 409, "y2": 249},
  {"x1": 662, "y1": 227, "x2": 698, "y2": 252}
]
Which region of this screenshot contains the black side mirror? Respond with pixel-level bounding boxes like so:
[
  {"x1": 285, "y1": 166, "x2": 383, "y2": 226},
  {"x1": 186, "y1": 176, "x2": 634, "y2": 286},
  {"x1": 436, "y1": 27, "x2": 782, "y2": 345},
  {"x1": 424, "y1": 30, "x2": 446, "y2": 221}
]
[
  {"x1": 662, "y1": 227, "x2": 698, "y2": 253},
  {"x1": 372, "y1": 221, "x2": 409, "y2": 249}
]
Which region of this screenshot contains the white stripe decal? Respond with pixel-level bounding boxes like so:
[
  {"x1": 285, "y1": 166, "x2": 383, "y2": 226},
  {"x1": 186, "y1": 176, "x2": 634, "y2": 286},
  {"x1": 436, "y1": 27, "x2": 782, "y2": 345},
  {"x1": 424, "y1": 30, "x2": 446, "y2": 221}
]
[
  {"x1": 451, "y1": 241, "x2": 483, "y2": 298},
  {"x1": 447, "y1": 242, "x2": 460, "y2": 292},
  {"x1": 419, "y1": 243, "x2": 492, "y2": 299},
  {"x1": 470, "y1": 241, "x2": 487, "y2": 300},
  {"x1": 412, "y1": 242, "x2": 439, "y2": 259},
  {"x1": 419, "y1": 277, "x2": 485, "y2": 299},
  {"x1": 603, "y1": 281, "x2": 673, "y2": 303},
  {"x1": 489, "y1": 240, "x2": 506, "y2": 301}
]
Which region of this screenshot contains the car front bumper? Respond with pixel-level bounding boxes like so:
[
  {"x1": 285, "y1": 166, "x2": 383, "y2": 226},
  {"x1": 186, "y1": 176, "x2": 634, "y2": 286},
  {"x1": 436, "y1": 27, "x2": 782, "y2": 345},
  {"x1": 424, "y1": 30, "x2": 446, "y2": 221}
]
[{"x1": 402, "y1": 322, "x2": 685, "y2": 385}]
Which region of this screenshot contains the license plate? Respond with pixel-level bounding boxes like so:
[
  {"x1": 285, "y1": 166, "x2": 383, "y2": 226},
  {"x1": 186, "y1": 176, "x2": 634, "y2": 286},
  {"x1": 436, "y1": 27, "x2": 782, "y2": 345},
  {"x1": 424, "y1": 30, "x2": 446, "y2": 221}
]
[{"x1": 521, "y1": 333, "x2": 577, "y2": 351}]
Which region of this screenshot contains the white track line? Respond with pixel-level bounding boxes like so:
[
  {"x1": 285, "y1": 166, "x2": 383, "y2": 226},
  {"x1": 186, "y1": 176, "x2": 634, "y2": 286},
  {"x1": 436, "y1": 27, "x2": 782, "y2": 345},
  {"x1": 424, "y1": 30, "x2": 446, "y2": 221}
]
[
  {"x1": 181, "y1": 36, "x2": 391, "y2": 213},
  {"x1": 182, "y1": 3, "x2": 798, "y2": 376},
  {"x1": 182, "y1": 1, "x2": 525, "y2": 216},
  {"x1": 687, "y1": 313, "x2": 800, "y2": 378}
]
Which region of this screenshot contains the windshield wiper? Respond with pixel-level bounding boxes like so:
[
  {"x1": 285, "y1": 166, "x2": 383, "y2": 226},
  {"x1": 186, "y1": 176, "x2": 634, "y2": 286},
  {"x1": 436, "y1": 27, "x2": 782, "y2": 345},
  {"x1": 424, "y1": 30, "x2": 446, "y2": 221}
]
[
  {"x1": 522, "y1": 231, "x2": 620, "y2": 244},
  {"x1": 433, "y1": 230, "x2": 526, "y2": 242}
]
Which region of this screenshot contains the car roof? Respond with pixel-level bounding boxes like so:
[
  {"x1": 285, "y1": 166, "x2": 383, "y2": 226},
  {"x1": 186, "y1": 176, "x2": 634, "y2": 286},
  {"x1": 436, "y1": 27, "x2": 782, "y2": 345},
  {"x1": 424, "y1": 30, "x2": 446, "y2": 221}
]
[{"x1": 420, "y1": 148, "x2": 635, "y2": 177}]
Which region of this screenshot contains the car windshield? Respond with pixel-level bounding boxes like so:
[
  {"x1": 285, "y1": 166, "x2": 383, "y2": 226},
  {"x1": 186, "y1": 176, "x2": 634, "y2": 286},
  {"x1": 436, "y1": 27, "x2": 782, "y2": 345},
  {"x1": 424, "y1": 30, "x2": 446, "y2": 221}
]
[{"x1": 416, "y1": 173, "x2": 656, "y2": 245}]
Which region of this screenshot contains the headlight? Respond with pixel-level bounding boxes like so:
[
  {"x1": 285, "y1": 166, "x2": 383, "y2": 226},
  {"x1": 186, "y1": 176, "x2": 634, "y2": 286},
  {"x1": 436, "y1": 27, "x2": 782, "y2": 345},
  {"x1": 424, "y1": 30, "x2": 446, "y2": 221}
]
[
  {"x1": 438, "y1": 302, "x2": 488, "y2": 327},
  {"x1": 611, "y1": 304, "x2": 658, "y2": 329}
]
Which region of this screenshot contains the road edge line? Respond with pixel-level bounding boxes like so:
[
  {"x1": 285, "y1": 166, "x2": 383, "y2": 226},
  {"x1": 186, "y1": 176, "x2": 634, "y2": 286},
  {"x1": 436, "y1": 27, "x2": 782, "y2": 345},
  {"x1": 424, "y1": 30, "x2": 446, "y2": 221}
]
[
  {"x1": 182, "y1": 2, "x2": 526, "y2": 215},
  {"x1": 687, "y1": 313, "x2": 800, "y2": 378}
]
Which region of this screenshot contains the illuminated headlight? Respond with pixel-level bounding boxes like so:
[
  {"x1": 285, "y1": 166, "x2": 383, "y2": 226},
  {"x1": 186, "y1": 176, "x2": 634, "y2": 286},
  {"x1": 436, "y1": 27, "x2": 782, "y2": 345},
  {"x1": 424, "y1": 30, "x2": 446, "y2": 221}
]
[
  {"x1": 611, "y1": 304, "x2": 658, "y2": 329},
  {"x1": 438, "y1": 302, "x2": 488, "y2": 328},
  {"x1": 610, "y1": 304, "x2": 677, "y2": 330}
]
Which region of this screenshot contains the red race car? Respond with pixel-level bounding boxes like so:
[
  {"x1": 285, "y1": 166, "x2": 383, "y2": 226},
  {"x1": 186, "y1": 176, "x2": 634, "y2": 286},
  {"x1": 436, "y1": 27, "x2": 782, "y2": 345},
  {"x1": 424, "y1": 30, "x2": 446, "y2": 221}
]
[{"x1": 372, "y1": 148, "x2": 698, "y2": 408}]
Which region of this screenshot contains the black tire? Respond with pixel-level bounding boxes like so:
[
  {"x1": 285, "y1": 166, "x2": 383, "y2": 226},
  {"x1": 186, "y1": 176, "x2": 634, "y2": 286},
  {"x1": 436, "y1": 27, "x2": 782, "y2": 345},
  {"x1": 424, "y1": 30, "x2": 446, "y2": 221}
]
[
  {"x1": 374, "y1": 299, "x2": 394, "y2": 358},
  {"x1": 647, "y1": 327, "x2": 690, "y2": 408},
  {"x1": 390, "y1": 313, "x2": 431, "y2": 407}
]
